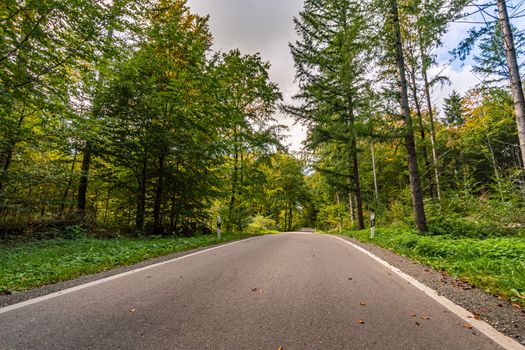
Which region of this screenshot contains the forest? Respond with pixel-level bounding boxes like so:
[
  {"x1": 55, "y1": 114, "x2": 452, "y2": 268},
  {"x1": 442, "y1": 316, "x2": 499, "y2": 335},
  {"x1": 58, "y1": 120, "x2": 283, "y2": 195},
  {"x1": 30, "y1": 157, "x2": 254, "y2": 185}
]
[{"x1": 1, "y1": 0, "x2": 525, "y2": 300}]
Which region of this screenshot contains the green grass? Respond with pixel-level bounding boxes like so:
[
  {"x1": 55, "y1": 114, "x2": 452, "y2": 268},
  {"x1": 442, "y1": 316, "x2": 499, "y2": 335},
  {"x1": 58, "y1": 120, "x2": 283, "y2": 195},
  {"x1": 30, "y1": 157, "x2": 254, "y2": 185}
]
[
  {"x1": 340, "y1": 228, "x2": 525, "y2": 306},
  {"x1": 0, "y1": 232, "x2": 256, "y2": 294}
]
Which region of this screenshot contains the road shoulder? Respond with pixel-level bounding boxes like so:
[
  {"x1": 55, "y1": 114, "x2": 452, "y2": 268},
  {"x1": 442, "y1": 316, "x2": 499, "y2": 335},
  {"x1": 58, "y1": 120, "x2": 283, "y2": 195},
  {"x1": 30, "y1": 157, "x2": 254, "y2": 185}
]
[{"x1": 334, "y1": 234, "x2": 525, "y2": 346}]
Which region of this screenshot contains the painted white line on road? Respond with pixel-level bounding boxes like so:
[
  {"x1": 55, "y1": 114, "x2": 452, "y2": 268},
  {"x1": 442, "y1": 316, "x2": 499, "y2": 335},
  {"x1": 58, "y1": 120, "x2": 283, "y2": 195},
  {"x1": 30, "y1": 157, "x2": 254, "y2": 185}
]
[
  {"x1": 0, "y1": 236, "x2": 262, "y2": 315},
  {"x1": 330, "y1": 235, "x2": 525, "y2": 350}
]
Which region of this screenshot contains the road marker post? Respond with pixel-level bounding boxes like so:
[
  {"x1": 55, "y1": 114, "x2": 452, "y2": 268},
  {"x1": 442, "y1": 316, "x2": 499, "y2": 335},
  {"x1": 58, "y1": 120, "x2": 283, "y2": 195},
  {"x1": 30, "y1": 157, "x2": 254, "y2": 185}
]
[
  {"x1": 370, "y1": 210, "x2": 376, "y2": 239},
  {"x1": 217, "y1": 216, "x2": 221, "y2": 240}
]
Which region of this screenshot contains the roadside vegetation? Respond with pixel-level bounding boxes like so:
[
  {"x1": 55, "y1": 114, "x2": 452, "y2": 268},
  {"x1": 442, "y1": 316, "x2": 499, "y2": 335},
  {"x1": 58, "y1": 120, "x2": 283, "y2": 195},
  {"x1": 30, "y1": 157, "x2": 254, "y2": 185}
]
[
  {"x1": 341, "y1": 226, "x2": 525, "y2": 307},
  {"x1": 0, "y1": 230, "x2": 256, "y2": 294}
]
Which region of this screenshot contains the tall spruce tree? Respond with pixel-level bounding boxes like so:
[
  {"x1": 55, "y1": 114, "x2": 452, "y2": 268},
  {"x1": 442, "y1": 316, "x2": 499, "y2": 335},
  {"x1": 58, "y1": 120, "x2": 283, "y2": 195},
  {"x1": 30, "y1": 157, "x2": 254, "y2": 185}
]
[
  {"x1": 287, "y1": 0, "x2": 373, "y2": 229},
  {"x1": 443, "y1": 90, "x2": 465, "y2": 126}
]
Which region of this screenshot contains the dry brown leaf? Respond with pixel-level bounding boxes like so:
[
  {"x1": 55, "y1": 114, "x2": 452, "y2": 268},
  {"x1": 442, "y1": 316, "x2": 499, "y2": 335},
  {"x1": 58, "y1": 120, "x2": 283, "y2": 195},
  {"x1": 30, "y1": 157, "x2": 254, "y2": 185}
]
[
  {"x1": 512, "y1": 304, "x2": 522, "y2": 309},
  {"x1": 409, "y1": 312, "x2": 417, "y2": 317},
  {"x1": 252, "y1": 288, "x2": 258, "y2": 292},
  {"x1": 360, "y1": 302, "x2": 367, "y2": 306},
  {"x1": 463, "y1": 324, "x2": 473, "y2": 330},
  {"x1": 357, "y1": 319, "x2": 365, "y2": 324},
  {"x1": 129, "y1": 308, "x2": 136, "y2": 313},
  {"x1": 277, "y1": 347, "x2": 284, "y2": 350},
  {"x1": 415, "y1": 322, "x2": 420, "y2": 326},
  {"x1": 420, "y1": 316, "x2": 430, "y2": 320}
]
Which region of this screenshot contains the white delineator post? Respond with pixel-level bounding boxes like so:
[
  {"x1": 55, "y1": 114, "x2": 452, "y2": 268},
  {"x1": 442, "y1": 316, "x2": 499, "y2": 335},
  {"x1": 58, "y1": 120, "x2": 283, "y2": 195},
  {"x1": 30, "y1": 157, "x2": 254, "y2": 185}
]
[
  {"x1": 370, "y1": 210, "x2": 376, "y2": 239},
  {"x1": 217, "y1": 216, "x2": 221, "y2": 240}
]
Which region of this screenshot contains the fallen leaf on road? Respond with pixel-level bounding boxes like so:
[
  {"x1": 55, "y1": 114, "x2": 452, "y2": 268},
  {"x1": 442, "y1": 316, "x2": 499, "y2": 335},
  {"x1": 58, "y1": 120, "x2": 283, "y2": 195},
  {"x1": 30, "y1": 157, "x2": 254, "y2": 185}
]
[
  {"x1": 415, "y1": 322, "x2": 420, "y2": 326},
  {"x1": 409, "y1": 312, "x2": 417, "y2": 317},
  {"x1": 463, "y1": 324, "x2": 473, "y2": 329},
  {"x1": 277, "y1": 347, "x2": 284, "y2": 350},
  {"x1": 420, "y1": 316, "x2": 430, "y2": 320},
  {"x1": 512, "y1": 304, "x2": 522, "y2": 309},
  {"x1": 497, "y1": 303, "x2": 503, "y2": 307},
  {"x1": 360, "y1": 302, "x2": 367, "y2": 306},
  {"x1": 252, "y1": 288, "x2": 258, "y2": 292},
  {"x1": 357, "y1": 319, "x2": 365, "y2": 324},
  {"x1": 129, "y1": 308, "x2": 136, "y2": 313},
  {"x1": 472, "y1": 312, "x2": 481, "y2": 320},
  {"x1": 348, "y1": 277, "x2": 353, "y2": 280}
]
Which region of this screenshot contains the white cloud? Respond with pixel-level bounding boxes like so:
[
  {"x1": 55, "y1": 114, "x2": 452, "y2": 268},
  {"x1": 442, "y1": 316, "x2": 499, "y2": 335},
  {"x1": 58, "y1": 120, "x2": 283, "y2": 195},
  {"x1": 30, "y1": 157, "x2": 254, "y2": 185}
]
[{"x1": 428, "y1": 64, "x2": 481, "y2": 115}]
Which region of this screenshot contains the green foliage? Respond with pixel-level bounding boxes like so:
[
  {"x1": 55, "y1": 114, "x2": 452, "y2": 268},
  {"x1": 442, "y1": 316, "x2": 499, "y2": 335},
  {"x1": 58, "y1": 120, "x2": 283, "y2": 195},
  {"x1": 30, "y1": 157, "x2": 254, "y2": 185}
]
[
  {"x1": 452, "y1": 23, "x2": 525, "y2": 82},
  {"x1": 247, "y1": 215, "x2": 276, "y2": 233},
  {"x1": 341, "y1": 228, "x2": 525, "y2": 305},
  {"x1": 443, "y1": 90, "x2": 465, "y2": 126},
  {"x1": 0, "y1": 232, "x2": 256, "y2": 293},
  {"x1": 0, "y1": 0, "x2": 286, "y2": 236}
]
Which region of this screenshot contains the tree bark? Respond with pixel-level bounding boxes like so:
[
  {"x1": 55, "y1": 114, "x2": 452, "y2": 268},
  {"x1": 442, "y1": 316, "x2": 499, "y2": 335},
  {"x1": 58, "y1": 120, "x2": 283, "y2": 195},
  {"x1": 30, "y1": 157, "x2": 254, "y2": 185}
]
[
  {"x1": 0, "y1": 113, "x2": 25, "y2": 208},
  {"x1": 77, "y1": 143, "x2": 92, "y2": 217},
  {"x1": 347, "y1": 94, "x2": 365, "y2": 229},
  {"x1": 336, "y1": 192, "x2": 342, "y2": 233},
  {"x1": 496, "y1": 0, "x2": 525, "y2": 170},
  {"x1": 348, "y1": 192, "x2": 355, "y2": 227},
  {"x1": 371, "y1": 142, "x2": 379, "y2": 201},
  {"x1": 228, "y1": 131, "x2": 239, "y2": 231},
  {"x1": 153, "y1": 153, "x2": 165, "y2": 234},
  {"x1": 421, "y1": 52, "x2": 442, "y2": 202},
  {"x1": 390, "y1": 0, "x2": 428, "y2": 232},
  {"x1": 135, "y1": 154, "x2": 147, "y2": 231},
  {"x1": 408, "y1": 65, "x2": 434, "y2": 198},
  {"x1": 61, "y1": 149, "x2": 77, "y2": 215},
  {"x1": 288, "y1": 201, "x2": 293, "y2": 231}
]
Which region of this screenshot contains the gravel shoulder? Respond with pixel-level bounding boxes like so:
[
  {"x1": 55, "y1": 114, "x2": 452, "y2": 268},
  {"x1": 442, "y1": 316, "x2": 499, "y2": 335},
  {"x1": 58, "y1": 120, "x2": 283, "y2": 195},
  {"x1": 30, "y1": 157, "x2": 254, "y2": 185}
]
[{"x1": 336, "y1": 234, "x2": 525, "y2": 346}]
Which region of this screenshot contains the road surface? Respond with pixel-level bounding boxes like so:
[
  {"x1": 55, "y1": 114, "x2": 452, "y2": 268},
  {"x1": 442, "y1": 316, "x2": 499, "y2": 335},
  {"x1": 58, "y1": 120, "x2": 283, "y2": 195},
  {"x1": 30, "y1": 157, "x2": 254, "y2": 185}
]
[{"x1": 0, "y1": 233, "x2": 509, "y2": 349}]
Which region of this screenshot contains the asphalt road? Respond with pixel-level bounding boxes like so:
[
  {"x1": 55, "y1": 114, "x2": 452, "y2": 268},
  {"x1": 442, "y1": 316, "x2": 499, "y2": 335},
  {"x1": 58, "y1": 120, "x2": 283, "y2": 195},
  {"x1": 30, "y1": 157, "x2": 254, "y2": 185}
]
[{"x1": 0, "y1": 233, "x2": 506, "y2": 349}]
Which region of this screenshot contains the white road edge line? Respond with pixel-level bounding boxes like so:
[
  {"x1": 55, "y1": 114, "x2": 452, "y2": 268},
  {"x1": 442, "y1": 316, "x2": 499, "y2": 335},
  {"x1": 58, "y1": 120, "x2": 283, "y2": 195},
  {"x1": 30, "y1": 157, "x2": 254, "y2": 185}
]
[
  {"x1": 330, "y1": 235, "x2": 525, "y2": 350},
  {"x1": 0, "y1": 236, "x2": 262, "y2": 316}
]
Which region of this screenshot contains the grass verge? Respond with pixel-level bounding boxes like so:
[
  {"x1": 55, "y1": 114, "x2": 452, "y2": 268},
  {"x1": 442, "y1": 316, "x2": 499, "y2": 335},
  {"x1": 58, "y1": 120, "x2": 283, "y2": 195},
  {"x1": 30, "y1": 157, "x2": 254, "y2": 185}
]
[
  {"x1": 0, "y1": 232, "x2": 256, "y2": 294},
  {"x1": 340, "y1": 228, "x2": 525, "y2": 306}
]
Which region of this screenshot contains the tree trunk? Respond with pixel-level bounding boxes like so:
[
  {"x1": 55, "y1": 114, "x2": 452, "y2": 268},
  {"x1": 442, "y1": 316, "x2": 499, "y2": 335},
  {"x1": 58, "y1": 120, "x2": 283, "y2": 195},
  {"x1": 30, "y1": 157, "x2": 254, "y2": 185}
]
[
  {"x1": 77, "y1": 143, "x2": 92, "y2": 217},
  {"x1": 135, "y1": 154, "x2": 147, "y2": 231},
  {"x1": 76, "y1": 28, "x2": 115, "y2": 220},
  {"x1": 103, "y1": 188, "x2": 110, "y2": 222},
  {"x1": 371, "y1": 142, "x2": 379, "y2": 201},
  {"x1": 153, "y1": 153, "x2": 165, "y2": 234},
  {"x1": 409, "y1": 66, "x2": 434, "y2": 198},
  {"x1": 228, "y1": 133, "x2": 239, "y2": 231},
  {"x1": 421, "y1": 57, "x2": 442, "y2": 202},
  {"x1": 336, "y1": 192, "x2": 342, "y2": 233},
  {"x1": 0, "y1": 145, "x2": 14, "y2": 203},
  {"x1": 348, "y1": 192, "x2": 355, "y2": 227},
  {"x1": 496, "y1": 0, "x2": 525, "y2": 170},
  {"x1": 391, "y1": 0, "x2": 428, "y2": 232},
  {"x1": 348, "y1": 95, "x2": 365, "y2": 229},
  {"x1": 288, "y1": 201, "x2": 293, "y2": 231},
  {"x1": 61, "y1": 149, "x2": 78, "y2": 215},
  {"x1": 0, "y1": 114, "x2": 25, "y2": 208}
]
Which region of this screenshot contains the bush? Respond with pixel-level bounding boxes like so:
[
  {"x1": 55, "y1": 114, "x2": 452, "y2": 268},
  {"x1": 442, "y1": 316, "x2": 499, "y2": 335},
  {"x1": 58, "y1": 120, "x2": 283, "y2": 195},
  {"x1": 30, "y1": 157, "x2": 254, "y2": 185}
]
[{"x1": 247, "y1": 215, "x2": 276, "y2": 233}]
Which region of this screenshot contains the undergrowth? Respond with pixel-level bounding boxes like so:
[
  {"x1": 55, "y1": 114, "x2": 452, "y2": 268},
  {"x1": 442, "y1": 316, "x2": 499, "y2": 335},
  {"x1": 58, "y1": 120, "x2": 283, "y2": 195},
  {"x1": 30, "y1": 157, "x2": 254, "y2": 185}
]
[{"x1": 341, "y1": 228, "x2": 525, "y2": 306}]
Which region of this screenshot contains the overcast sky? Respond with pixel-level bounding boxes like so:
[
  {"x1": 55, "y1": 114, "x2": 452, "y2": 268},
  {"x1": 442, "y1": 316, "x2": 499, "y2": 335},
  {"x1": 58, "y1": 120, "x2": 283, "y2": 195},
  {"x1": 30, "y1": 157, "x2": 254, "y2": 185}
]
[{"x1": 186, "y1": 0, "x2": 524, "y2": 151}]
